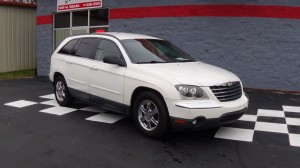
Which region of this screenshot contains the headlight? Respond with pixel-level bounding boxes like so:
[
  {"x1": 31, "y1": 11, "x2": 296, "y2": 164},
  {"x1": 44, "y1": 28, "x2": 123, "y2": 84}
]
[{"x1": 175, "y1": 85, "x2": 208, "y2": 100}]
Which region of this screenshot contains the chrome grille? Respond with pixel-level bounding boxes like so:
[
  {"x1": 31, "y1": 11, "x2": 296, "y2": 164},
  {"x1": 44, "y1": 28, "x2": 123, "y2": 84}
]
[{"x1": 210, "y1": 81, "x2": 242, "y2": 102}]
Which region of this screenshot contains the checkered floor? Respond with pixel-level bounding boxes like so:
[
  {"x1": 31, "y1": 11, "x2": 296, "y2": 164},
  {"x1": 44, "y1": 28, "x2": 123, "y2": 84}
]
[
  {"x1": 4, "y1": 94, "x2": 300, "y2": 147},
  {"x1": 4, "y1": 94, "x2": 126, "y2": 124},
  {"x1": 215, "y1": 106, "x2": 300, "y2": 147}
]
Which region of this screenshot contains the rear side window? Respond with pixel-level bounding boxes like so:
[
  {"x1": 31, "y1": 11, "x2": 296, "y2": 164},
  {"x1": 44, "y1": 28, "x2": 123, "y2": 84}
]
[
  {"x1": 74, "y1": 38, "x2": 99, "y2": 59},
  {"x1": 58, "y1": 39, "x2": 79, "y2": 55}
]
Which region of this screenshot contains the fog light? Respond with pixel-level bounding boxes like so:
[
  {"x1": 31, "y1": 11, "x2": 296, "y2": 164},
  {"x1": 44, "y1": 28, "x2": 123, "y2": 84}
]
[{"x1": 192, "y1": 120, "x2": 197, "y2": 125}]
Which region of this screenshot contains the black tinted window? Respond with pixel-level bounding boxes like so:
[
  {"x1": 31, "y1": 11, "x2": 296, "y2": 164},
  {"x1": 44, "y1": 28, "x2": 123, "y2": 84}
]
[
  {"x1": 90, "y1": 9, "x2": 109, "y2": 26},
  {"x1": 58, "y1": 39, "x2": 79, "y2": 55},
  {"x1": 95, "y1": 39, "x2": 122, "y2": 61},
  {"x1": 72, "y1": 11, "x2": 88, "y2": 27},
  {"x1": 55, "y1": 12, "x2": 70, "y2": 28},
  {"x1": 75, "y1": 38, "x2": 99, "y2": 59}
]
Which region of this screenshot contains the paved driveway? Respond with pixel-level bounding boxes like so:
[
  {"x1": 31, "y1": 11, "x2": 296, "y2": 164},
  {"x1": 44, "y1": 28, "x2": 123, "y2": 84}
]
[{"x1": 0, "y1": 77, "x2": 299, "y2": 168}]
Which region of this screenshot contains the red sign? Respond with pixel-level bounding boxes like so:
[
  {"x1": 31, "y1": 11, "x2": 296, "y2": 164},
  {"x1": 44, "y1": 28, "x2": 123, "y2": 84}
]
[{"x1": 57, "y1": 0, "x2": 102, "y2": 12}]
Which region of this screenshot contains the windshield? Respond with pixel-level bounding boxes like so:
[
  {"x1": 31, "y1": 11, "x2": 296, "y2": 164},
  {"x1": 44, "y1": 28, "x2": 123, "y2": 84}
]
[{"x1": 122, "y1": 39, "x2": 196, "y2": 64}]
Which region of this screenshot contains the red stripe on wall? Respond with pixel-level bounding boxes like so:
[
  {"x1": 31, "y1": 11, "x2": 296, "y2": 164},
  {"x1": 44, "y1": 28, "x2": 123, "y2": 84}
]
[
  {"x1": 37, "y1": 15, "x2": 53, "y2": 25},
  {"x1": 110, "y1": 5, "x2": 300, "y2": 19},
  {"x1": 37, "y1": 4, "x2": 300, "y2": 25}
]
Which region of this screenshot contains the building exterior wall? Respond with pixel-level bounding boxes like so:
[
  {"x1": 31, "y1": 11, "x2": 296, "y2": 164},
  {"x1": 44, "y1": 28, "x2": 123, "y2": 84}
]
[
  {"x1": 0, "y1": 5, "x2": 36, "y2": 73},
  {"x1": 37, "y1": 0, "x2": 300, "y2": 91}
]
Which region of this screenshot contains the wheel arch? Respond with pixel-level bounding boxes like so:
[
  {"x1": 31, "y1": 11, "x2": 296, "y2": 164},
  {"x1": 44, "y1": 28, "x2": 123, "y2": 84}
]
[
  {"x1": 130, "y1": 86, "x2": 168, "y2": 115},
  {"x1": 130, "y1": 86, "x2": 172, "y2": 137},
  {"x1": 53, "y1": 72, "x2": 64, "y2": 85}
]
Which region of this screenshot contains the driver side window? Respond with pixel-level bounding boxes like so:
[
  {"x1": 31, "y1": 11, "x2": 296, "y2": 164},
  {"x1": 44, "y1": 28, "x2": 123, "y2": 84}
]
[{"x1": 95, "y1": 39, "x2": 122, "y2": 61}]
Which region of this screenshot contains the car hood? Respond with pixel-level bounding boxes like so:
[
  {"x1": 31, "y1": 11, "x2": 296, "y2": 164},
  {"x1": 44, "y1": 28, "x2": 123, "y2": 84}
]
[{"x1": 130, "y1": 62, "x2": 240, "y2": 86}]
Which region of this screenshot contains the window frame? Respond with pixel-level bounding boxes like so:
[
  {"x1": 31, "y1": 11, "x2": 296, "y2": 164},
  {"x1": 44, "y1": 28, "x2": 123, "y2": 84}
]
[
  {"x1": 58, "y1": 38, "x2": 80, "y2": 56},
  {"x1": 57, "y1": 37, "x2": 100, "y2": 60},
  {"x1": 92, "y1": 37, "x2": 127, "y2": 67},
  {"x1": 74, "y1": 38, "x2": 100, "y2": 59},
  {"x1": 94, "y1": 38, "x2": 124, "y2": 62}
]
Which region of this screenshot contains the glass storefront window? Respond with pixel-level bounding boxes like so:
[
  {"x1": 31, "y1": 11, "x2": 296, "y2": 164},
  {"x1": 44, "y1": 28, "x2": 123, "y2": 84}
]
[
  {"x1": 72, "y1": 11, "x2": 88, "y2": 27},
  {"x1": 54, "y1": 13, "x2": 70, "y2": 29},
  {"x1": 55, "y1": 29, "x2": 70, "y2": 48},
  {"x1": 72, "y1": 29, "x2": 88, "y2": 35},
  {"x1": 53, "y1": 8, "x2": 109, "y2": 50}
]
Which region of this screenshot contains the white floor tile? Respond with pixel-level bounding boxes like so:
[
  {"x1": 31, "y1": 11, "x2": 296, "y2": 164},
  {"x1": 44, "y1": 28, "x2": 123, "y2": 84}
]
[
  {"x1": 289, "y1": 134, "x2": 300, "y2": 147},
  {"x1": 86, "y1": 113, "x2": 126, "y2": 124},
  {"x1": 4, "y1": 100, "x2": 37, "y2": 108},
  {"x1": 286, "y1": 117, "x2": 300, "y2": 126},
  {"x1": 40, "y1": 100, "x2": 60, "y2": 107},
  {"x1": 238, "y1": 114, "x2": 257, "y2": 122},
  {"x1": 283, "y1": 105, "x2": 300, "y2": 113},
  {"x1": 257, "y1": 109, "x2": 285, "y2": 118},
  {"x1": 39, "y1": 94, "x2": 55, "y2": 100},
  {"x1": 39, "y1": 106, "x2": 77, "y2": 116},
  {"x1": 254, "y1": 122, "x2": 288, "y2": 134},
  {"x1": 80, "y1": 106, "x2": 107, "y2": 113},
  {"x1": 214, "y1": 127, "x2": 254, "y2": 142}
]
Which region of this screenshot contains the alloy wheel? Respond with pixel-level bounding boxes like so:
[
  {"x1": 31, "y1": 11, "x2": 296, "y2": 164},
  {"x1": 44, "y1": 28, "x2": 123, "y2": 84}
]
[
  {"x1": 138, "y1": 100, "x2": 159, "y2": 131},
  {"x1": 56, "y1": 81, "x2": 65, "y2": 102}
]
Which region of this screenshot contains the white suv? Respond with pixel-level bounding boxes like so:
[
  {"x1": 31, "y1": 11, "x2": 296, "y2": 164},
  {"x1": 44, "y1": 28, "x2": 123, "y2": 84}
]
[{"x1": 49, "y1": 32, "x2": 249, "y2": 138}]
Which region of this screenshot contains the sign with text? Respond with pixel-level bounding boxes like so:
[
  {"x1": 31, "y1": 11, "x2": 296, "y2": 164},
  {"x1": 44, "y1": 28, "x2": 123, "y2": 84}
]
[{"x1": 57, "y1": 0, "x2": 102, "y2": 12}]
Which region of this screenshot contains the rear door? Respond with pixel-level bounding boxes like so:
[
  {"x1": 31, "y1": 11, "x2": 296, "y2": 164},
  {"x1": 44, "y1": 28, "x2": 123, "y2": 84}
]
[{"x1": 66, "y1": 38, "x2": 100, "y2": 100}]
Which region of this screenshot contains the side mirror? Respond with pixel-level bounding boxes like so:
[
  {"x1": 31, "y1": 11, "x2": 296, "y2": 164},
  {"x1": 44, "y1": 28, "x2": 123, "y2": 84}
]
[{"x1": 103, "y1": 56, "x2": 126, "y2": 67}]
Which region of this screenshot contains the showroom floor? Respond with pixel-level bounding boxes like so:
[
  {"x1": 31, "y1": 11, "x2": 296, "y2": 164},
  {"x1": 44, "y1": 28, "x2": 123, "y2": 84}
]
[{"x1": 0, "y1": 77, "x2": 299, "y2": 168}]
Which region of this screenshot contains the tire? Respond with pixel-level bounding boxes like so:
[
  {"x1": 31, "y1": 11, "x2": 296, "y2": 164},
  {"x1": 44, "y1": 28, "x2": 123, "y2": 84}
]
[
  {"x1": 133, "y1": 91, "x2": 170, "y2": 138},
  {"x1": 54, "y1": 76, "x2": 74, "y2": 107}
]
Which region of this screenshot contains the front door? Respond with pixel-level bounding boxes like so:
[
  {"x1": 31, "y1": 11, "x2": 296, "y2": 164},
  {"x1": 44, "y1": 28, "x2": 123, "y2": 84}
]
[{"x1": 88, "y1": 38, "x2": 126, "y2": 112}]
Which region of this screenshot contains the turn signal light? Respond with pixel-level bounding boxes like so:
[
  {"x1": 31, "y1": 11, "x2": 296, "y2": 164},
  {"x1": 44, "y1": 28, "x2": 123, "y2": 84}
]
[{"x1": 174, "y1": 119, "x2": 187, "y2": 124}]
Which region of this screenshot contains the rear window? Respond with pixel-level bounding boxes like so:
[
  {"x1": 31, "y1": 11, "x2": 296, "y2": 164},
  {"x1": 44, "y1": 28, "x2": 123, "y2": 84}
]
[{"x1": 58, "y1": 39, "x2": 79, "y2": 55}]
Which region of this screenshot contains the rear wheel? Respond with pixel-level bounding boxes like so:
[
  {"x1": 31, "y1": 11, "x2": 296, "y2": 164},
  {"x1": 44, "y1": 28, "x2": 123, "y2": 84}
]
[
  {"x1": 133, "y1": 91, "x2": 170, "y2": 138},
  {"x1": 54, "y1": 76, "x2": 73, "y2": 106}
]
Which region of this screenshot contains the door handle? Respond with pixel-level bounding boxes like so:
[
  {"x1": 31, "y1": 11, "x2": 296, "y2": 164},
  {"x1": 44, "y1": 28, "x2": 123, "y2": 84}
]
[
  {"x1": 66, "y1": 60, "x2": 72, "y2": 64},
  {"x1": 90, "y1": 66, "x2": 98, "y2": 70}
]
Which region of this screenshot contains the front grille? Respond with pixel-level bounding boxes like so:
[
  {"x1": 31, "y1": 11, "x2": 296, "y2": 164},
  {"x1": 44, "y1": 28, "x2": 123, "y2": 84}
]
[{"x1": 210, "y1": 81, "x2": 242, "y2": 102}]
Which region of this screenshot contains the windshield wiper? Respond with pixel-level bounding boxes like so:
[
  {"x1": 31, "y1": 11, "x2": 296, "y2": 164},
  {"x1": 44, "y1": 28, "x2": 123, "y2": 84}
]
[
  {"x1": 137, "y1": 61, "x2": 165, "y2": 64},
  {"x1": 177, "y1": 60, "x2": 194, "y2": 62}
]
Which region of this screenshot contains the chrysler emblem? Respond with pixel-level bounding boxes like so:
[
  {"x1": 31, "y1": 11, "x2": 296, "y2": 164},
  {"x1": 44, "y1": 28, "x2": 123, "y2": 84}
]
[
  {"x1": 227, "y1": 82, "x2": 233, "y2": 86},
  {"x1": 220, "y1": 82, "x2": 234, "y2": 87}
]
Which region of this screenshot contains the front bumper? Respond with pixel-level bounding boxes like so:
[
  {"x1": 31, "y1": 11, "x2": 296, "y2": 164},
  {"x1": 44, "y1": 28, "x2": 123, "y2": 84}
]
[
  {"x1": 170, "y1": 107, "x2": 247, "y2": 130},
  {"x1": 165, "y1": 94, "x2": 249, "y2": 129}
]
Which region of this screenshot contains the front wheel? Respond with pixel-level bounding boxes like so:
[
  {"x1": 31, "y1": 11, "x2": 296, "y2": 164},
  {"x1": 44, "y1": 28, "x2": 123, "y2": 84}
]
[
  {"x1": 54, "y1": 76, "x2": 74, "y2": 106},
  {"x1": 133, "y1": 91, "x2": 170, "y2": 138}
]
